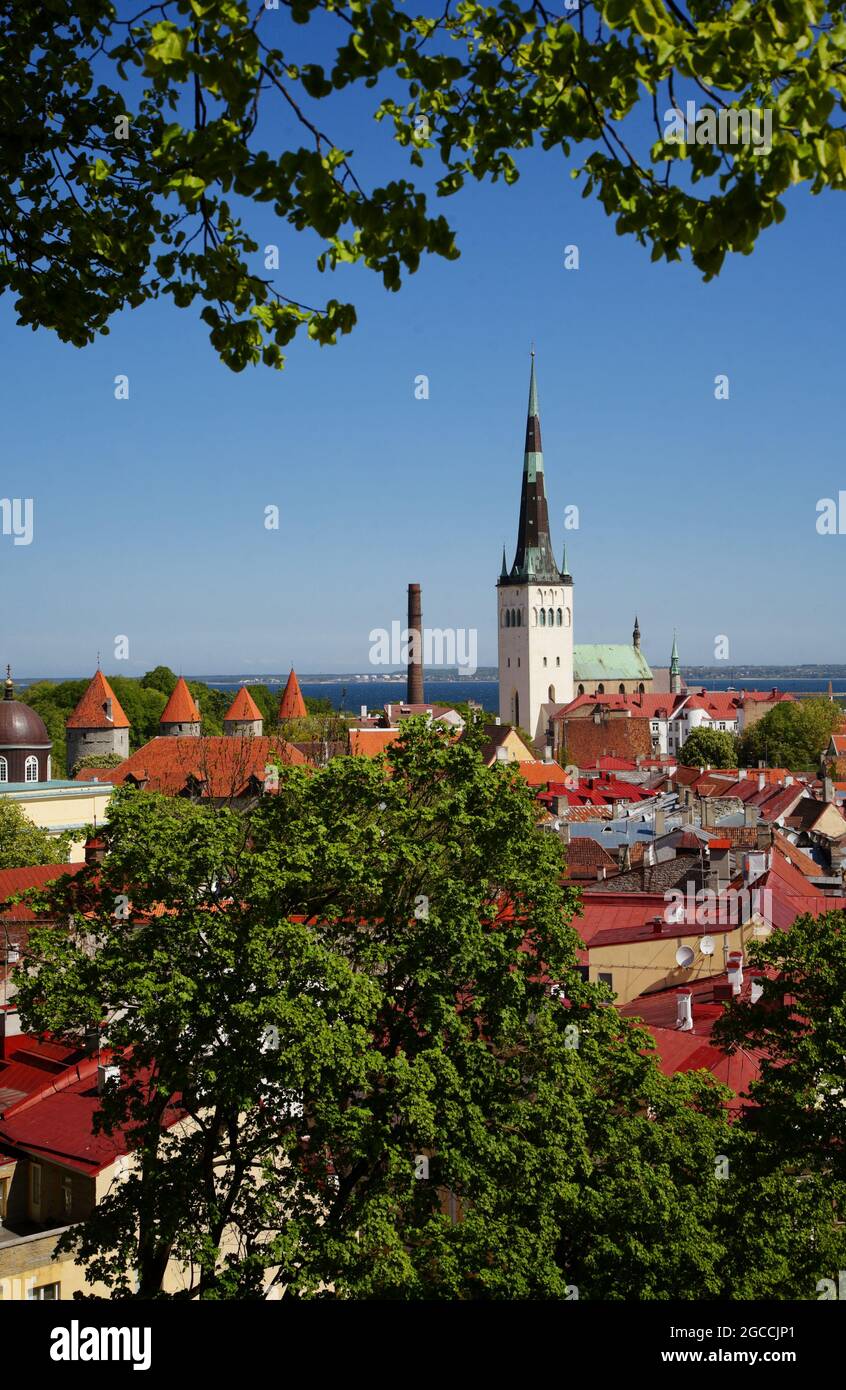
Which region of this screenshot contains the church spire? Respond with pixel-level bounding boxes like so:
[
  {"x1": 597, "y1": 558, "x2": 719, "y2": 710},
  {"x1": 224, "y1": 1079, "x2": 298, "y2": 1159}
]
[
  {"x1": 669, "y1": 630, "x2": 681, "y2": 694},
  {"x1": 633, "y1": 615, "x2": 641, "y2": 649},
  {"x1": 502, "y1": 351, "x2": 561, "y2": 585}
]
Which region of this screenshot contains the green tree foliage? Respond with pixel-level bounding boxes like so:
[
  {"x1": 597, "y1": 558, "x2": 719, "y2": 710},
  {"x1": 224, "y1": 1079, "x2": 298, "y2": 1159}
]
[
  {"x1": 0, "y1": 799, "x2": 70, "y2": 868},
  {"x1": 140, "y1": 667, "x2": 178, "y2": 695},
  {"x1": 3, "y1": 1, "x2": 846, "y2": 369},
  {"x1": 16, "y1": 720, "x2": 839, "y2": 1299},
  {"x1": 737, "y1": 697, "x2": 842, "y2": 772},
  {"x1": 678, "y1": 727, "x2": 738, "y2": 769},
  {"x1": 714, "y1": 911, "x2": 846, "y2": 1300},
  {"x1": 70, "y1": 752, "x2": 125, "y2": 778}
]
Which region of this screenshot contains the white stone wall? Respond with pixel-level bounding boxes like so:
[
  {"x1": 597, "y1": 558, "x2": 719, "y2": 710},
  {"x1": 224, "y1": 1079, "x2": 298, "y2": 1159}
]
[{"x1": 498, "y1": 582, "x2": 574, "y2": 743}]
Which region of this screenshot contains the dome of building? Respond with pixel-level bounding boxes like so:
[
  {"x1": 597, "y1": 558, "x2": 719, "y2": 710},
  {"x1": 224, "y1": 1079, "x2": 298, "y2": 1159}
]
[
  {"x1": 0, "y1": 669, "x2": 52, "y2": 783},
  {"x1": 0, "y1": 696, "x2": 50, "y2": 746}
]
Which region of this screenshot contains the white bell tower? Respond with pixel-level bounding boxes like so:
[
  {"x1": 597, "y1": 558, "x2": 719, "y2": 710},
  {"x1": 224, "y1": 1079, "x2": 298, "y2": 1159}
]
[{"x1": 497, "y1": 353, "x2": 574, "y2": 747}]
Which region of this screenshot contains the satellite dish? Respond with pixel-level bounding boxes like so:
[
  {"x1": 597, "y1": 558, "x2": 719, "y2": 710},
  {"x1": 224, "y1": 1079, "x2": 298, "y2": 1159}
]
[
  {"x1": 699, "y1": 935, "x2": 715, "y2": 956},
  {"x1": 676, "y1": 945, "x2": 695, "y2": 968}
]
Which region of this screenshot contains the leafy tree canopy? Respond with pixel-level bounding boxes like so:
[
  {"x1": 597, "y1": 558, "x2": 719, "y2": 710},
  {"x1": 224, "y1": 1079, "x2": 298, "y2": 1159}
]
[
  {"x1": 2, "y1": 1, "x2": 846, "y2": 369},
  {"x1": 737, "y1": 696, "x2": 842, "y2": 772},
  {"x1": 16, "y1": 720, "x2": 844, "y2": 1299},
  {"x1": 0, "y1": 798, "x2": 70, "y2": 868},
  {"x1": 678, "y1": 726, "x2": 738, "y2": 768}
]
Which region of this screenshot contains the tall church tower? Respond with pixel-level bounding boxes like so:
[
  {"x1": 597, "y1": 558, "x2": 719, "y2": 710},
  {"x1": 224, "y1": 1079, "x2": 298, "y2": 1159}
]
[{"x1": 498, "y1": 353, "x2": 574, "y2": 744}]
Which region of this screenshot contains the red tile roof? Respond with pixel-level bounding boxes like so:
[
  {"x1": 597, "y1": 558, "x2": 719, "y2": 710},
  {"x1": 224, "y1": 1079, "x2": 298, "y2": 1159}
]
[
  {"x1": 160, "y1": 677, "x2": 201, "y2": 725},
  {"x1": 100, "y1": 736, "x2": 308, "y2": 796},
  {"x1": 224, "y1": 686, "x2": 262, "y2": 722},
  {"x1": 0, "y1": 862, "x2": 85, "y2": 923},
  {"x1": 66, "y1": 670, "x2": 130, "y2": 730},
  {"x1": 348, "y1": 728, "x2": 400, "y2": 758},
  {"x1": 515, "y1": 760, "x2": 569, "y2": 786},
  {"x1": 279, "y1": 669, "x2": 307, "y2": 720}
]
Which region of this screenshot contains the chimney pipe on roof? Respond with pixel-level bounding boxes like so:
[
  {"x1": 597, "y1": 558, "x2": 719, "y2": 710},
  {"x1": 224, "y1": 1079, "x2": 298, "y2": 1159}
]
[
  {"x1": 407, "y1": 583, "x2": 424, "y2": 705},
  {"x1": 824, "y1": 776, "x2": 834, "y2": 804},
  {"x1": 676, "y1": 988, "x2": 693, "y2": 1031},
  {"x1": 727, "y1": 950, "x2": 744, "y2": 996},
  {"x1": 758, "y1": 772, "x2": 766, "y2": 792}
]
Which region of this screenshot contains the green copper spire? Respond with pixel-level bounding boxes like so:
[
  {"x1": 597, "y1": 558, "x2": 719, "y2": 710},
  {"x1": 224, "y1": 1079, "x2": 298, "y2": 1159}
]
[
  {"x1": 669, "y1": 629, "x2": 681, "y2": 693},
  {"x1": 561, "y1": 543, "x2": 570, "y2": 577}
]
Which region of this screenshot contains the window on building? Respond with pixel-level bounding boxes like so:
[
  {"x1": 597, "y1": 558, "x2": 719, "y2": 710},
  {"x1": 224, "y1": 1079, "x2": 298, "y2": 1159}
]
[
  {"x1": 30, "y1": 1163, "x2": 41, "y2": 1208},
  {"x1": 577, "y1": 684, "x2": 584, "y2": 696},
  {"x1": 597, "y1": 683, "x2": 605, "y2": 694},
  {"x1": 516, "y1": 609, "x2": 522, "y2": 627},
  {"x1": 619, "y1": 684, "x2": 625, "y2": 695},
  {"x1": 24, "y1": 755, "x2": 38, "y2": 783},
  {"x1": 547, "y1": 608, "x2": 554, "y2": 626},
  {"x1": 507, "y1": 658, "x2": 510, "y2": 668},
  {"x1": 539, "y1": 609, "x2": 546, "y2": 626},
  {"x1": 505, "y1": 609, "x2": 511, "y2": 628},
  {"x1": 548, "y1": 685, "x2": 556, "y2": 702},
  {"x1": 598, "y1": 972, "x2": 614, "y2": 991},
  {"x1": 556, "y1": 608, "x2": 562, "y2": 626},
  {"x1": 532, "y1": 607, "x2": 538, "y2": 625},
  {"x1": 638, "y1": 683, "x2": 645, "y2": 694},
  {"x1": 62, "y1": 1177, "x2": 72, "y2": 1216},
  {"x1": 556, "y1": 657, "x2": 560, "y2": 667},
  {"x1": 517, "y1": 658, "x2": 520, "y2": 668},
  {"x1": 0, "y1": 756, "x2": 7, "y2": 783},
  {"x1": 28, "y1": 1283, "x2": 59, "y2": 1301}
]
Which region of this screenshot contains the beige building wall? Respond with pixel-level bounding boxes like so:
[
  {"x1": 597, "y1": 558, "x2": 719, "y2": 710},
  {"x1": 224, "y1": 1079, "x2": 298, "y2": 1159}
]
[
  {"x1": 1, "y1": 785, "x2": 112, "y2": 862},
  {"x1": 585, "y1": 916, "x2": 768, "y2": 1005}
]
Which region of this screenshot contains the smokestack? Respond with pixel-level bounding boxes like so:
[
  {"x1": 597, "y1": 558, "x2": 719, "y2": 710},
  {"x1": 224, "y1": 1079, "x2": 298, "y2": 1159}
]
[
  {"x1": 676, "y1": 988, "x2": 693, "y2": 1032},
  {"x1": 407, "y1": 583, "x2": 424, "y2": 705}
]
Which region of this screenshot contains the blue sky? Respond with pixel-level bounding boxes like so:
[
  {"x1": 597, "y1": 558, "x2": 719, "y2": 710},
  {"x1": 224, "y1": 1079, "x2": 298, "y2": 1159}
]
[{"x1": 2, "y1": 20, "x2": 845, "y2": 677}]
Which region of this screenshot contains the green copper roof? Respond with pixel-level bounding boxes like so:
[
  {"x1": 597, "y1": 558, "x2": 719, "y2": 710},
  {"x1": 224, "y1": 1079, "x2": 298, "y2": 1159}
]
[
  {"x1": 670, "y1": 631, "x2": 680, "y2": 670},
  {"x1": 573, "y1": 644, "x2": 654, "y2": 682}
]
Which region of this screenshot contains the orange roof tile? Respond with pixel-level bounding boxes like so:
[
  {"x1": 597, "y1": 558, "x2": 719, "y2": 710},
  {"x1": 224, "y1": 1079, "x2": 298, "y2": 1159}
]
[
  {"x1": 279, "y1": 669, "x2": 307, "y2": 720},
  {"x1": 160, "y1": 677, "x2": 201, "y2": 725},
  {"x1": 224, "y1": 687, "x2": 262, "y2": 722},
  {"x1": 515, "y1": 761, "x2": 568, "y2": 786},
  {"x1": 66, "y1": 670, "x2": 130, "y2": 729},
  {"x1": 103, "y1": 736, "x2": 308, "y2": 796},
  {"x1": 349, "y1": 729, "x2": 400, "y2": 758}
]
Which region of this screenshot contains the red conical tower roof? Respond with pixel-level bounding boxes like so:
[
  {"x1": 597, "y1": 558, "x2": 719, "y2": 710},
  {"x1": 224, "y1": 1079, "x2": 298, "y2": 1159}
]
[
  {"x1": 160, "y1": 676, "x2": 201, "y2": 725},
  {"x1": 67, "y1": 670, "x2": 130, "y2": 729},
  {"x1": 279, "y1": 669, "x2": 307, "y2": 720},
  {"x1": 225, "y1": 686, "x2": 262, "y2": 722}
]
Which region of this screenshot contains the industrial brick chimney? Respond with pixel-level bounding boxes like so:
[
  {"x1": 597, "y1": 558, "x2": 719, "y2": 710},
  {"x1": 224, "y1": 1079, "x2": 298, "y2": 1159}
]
[{"x1": 407, "y1": 582, "x2": 424, "y2": 704}]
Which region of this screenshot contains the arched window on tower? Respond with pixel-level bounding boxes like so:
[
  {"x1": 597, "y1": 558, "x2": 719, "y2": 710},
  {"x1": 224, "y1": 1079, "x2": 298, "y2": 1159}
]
[
  {"x1": 539, "y1": 608, "x2": 546, "y2": 626},
  {"x1": 547, "y1": 608, "x2": 554, "y2": 627},
  {"x1": 0, "y1": 756, "x2": 7, "y2": 782},
  {"x1": 597, "y1": 684, "x2": 605, "y2": 695},
  {"x1": 619, "y1": 684, "x2": 626, "y2": 695},
  {"x1": 505, "y1": 609, "x2": 511, "y2": 628},
  {"x1": 577, "y1": 684, "x2": 584, "y2": 696},
  {"x1": 516, "y1": 609, "x2": 522, "y2": 627},
  {"x1": 24, "y1": 755, "x2": 38, "y2": 783},
  {"x1": 548, "y1": 685, "x2": 556, "y2": 702},
  {"x1": 556, "y1": 608, "x2": 563, "y2": 626},
  {"x1": 533, "y1": 608, "x2": 538, "y2": 626},
  {"x1": 638, "y1": 682, "x2": 645, "y2": 694}
]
